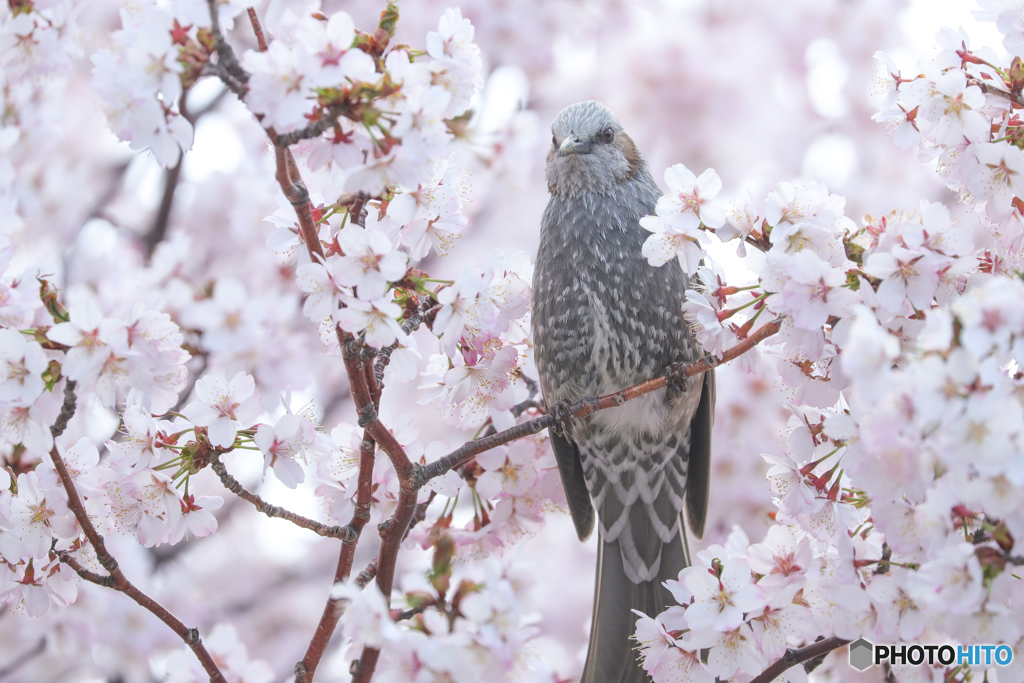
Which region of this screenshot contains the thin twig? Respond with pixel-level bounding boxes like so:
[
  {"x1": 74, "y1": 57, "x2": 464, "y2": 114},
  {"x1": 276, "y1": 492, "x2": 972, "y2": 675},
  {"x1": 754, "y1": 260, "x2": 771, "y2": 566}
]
[
  {"x1": 247, "y1": 7, "x2": 268, "y2": 51},
  {"x1": 415, "y1": 318, "x2": 782, "y2": 487},
  {"x1": 50, "y1": 509, "x2": 226, "y2": 681},
  {"x1": 749, "y1": 637, "x2": 851, "y2": 683},
  {"x1": 204, "y1": 0, "x2": 249, "y2": 96},
  {"x1": 974, "y1": 80, "x2": 1024, "y2": 107},
  {"x1": 209, "y1": 455, "x2": 354, "y2": 541},
  {"x1": 56, "y1": 551, "x2": 114, "y2": 587},
  {"x1": 354, "y1": 560, "x2": 379, "y2": 588}
]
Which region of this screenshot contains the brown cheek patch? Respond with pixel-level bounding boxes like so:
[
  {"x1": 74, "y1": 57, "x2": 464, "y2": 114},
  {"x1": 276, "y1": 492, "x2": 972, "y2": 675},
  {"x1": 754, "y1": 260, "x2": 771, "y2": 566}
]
[
  {"x1": 546, "y1": 148, "x2": 559, "y2": 194},
  {"x1": 615, "y1": 132, "x2": 644, "y2": 178}
]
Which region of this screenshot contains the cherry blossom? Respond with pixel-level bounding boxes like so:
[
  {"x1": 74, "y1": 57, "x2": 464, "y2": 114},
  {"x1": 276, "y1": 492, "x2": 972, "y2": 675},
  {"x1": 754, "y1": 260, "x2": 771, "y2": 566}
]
[
  {"x1": 0, "y1": 328, "x2": 46, "y2": 405},
  {"x1": 334, "y1": 226, "x2": 409, "y2": 301},
  {"x1": 167, "y1": 494, "x2": 224, "y2": 544},
  {"x1": 639, "y1": 165, "x2": 725, "y2": 275},
  {"x1": 254, "y1": 412, "x2": 317, "y2": 488},
  {"x1": 863, "y1": 247, "x2": 946, "y2": 312},
  {"x1": 683, "y1": 555, "x2": 766, "y2": 632},
  {"x1": 181, "y1": 372, "x2": 261, "y2": 448},
  {"x1": 766, "y1": 250, "x2": 858, "y2": 330},
  {"x1": 299, "y1": 12, "x2": 378, "y2": 88},
  {"x1": 334, "y1": 296, "x2": 406, "y2": 349},
  {"x1": 746, "y1": 525, "x2": 812, "y2": 588}
]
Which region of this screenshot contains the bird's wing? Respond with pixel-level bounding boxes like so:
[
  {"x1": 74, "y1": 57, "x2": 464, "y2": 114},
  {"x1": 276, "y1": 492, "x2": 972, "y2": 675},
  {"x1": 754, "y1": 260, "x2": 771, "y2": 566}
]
[
  {"x1": 685, "y1": 369, "x2": 716, "y2": 540},
  {"x1": 549, "y1": 427, "x2": 596, "y2": 541}
]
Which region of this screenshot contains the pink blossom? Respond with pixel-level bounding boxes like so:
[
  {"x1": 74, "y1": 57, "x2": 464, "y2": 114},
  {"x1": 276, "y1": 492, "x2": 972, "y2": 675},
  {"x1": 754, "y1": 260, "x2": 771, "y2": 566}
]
[
  {"x1": 335, "y1": 296, "x2": 406, "y2": 349},
  {"x1": 684, "y1": 555, "x2": 765, "y2": 632},
  {"x1": 181, "y1": 372, "x2": 261, "y2": 449},
  {"x1": 255, "y1": 412, "x2": 316, "y2": 488},
  {"x1": 747, "y1": 525, "x2": 812, "y2": 587},
  {"x1": 0, "y1": 328, "x2": 46, "y2": 405},
  {"x1": 334, "y1": 226, "x2": 409, "y2": 301}
]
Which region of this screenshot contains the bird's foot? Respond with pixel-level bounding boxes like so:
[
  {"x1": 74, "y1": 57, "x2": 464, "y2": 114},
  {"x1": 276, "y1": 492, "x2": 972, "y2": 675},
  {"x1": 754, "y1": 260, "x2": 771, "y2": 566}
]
[
  {"x1": 665, "y1": 361, "x2": 691, "y2": 400},
  {"x1": 548, "y1": 400, "x2": 580, "y2": 438}
]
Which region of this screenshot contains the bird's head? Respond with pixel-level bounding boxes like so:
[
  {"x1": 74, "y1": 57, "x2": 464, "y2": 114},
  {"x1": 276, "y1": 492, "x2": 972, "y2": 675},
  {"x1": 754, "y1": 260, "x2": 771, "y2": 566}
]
[{"x1": 545, "y1": 100, "x2": 645, "y2": 198}]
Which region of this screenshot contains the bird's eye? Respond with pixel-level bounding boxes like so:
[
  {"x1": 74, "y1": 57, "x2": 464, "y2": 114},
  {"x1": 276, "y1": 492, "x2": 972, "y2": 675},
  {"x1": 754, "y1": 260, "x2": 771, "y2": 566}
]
[
  {"x1": 552, "y1": 134, "x2": 558, "y2": 148},
  {"x1": 603, "y1": 127, "x2": 615, "y2": 143}
]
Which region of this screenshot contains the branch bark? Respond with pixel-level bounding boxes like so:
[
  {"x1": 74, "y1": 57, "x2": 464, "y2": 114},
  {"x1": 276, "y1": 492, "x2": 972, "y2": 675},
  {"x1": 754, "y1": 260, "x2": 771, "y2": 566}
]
[
  {"x1": 975, "y1": 79, "x2": 1024, "y2": 107},
  {"x1": 749, "y1": 637, "x2": 851, "y2": 683},
  {"x1": 209, "y1": 454, "x2": 355, "y2": 540}
]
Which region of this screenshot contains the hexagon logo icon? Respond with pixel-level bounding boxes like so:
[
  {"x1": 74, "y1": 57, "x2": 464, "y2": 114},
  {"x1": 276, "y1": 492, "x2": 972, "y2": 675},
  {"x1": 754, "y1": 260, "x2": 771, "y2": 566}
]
[{"x1": 849, "y1": 638, "x2": 874, "y2": 671}]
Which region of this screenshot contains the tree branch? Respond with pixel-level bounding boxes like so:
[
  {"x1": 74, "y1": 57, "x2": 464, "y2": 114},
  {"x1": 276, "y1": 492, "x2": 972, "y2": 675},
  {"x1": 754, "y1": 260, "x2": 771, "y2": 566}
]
[
  {"x1": 749, "y1": 637, "x2": 851, "y2": 683},
  {"x1": 0, "y1": 637, "x2": 45, "y2": 681},
  {"x1": 209, "y1": 454, "x2": 354, "y2": 541},
  {"x1": 415, "y1": 318, "x2": 782, "y2": 488},
  {"x1": 144, "y1": 160, "x2": 183, "y2": 261},
  {"x1": 56, "y1": 550, "x2": 114, "y2": 587},
  {"x1": 48, "y1": 384, "x2": 227, "y2": 682},
  {"x1": 295, "y1": 431, "x2": 375, "y2": 683},
  {"x1": 50, "y1": 380, "x2": 77, "y2": 439},
  {"x1": 204, "y1": 0, "x2": 249, "y2": 97},
  {"x1": 276, "y1": 109, "x2": 347, "y2": 147},
  {"x1": 974, "y1": 79, "x2": 1024, "y2": 107}
]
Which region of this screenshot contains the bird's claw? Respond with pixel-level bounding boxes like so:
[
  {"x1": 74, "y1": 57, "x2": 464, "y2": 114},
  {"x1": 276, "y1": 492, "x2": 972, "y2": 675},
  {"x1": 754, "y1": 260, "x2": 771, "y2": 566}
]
[
  {"x1": 665, "y1": 361, "x2": 690, "y2": 400},
  {"x1": 549, "y1": 401, "x2": 579, "y2": 438}
]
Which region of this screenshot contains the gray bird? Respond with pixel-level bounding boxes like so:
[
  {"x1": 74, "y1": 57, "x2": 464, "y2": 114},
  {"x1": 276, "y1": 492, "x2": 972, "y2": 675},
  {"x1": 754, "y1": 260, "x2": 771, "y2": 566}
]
[{"x1": 532, "y1": 101, "x2": 715, "y2": 683}]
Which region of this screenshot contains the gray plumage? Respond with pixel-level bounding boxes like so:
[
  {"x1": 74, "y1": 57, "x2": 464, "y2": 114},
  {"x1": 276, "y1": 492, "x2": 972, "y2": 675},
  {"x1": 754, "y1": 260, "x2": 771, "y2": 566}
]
[{"x1": 532, "y1": 101, "x2": 716, "y2": 683}]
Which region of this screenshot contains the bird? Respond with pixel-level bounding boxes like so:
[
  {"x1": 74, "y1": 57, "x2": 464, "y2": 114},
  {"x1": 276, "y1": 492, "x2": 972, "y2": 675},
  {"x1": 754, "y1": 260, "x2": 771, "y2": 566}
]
[{"x1": 532, "y1": 100, "x2": 715, "y2": 683}]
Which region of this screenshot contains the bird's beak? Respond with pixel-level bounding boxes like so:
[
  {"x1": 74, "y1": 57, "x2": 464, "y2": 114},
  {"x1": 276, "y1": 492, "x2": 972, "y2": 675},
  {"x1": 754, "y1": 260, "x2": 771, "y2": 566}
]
[{"x1": 559, "y1": 135, "x2": 591, "y2": 155}]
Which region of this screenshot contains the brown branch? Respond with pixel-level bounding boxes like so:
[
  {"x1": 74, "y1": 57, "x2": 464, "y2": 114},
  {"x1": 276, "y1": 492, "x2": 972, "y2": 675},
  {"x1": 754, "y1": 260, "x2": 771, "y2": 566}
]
[
  {"x1": 295, "y1": 431, "x2": 375, "y2": 683},
  {"x1": 403, "y1": 491, "x2": 436, "y2": 541},
  {"x1": 50, "y1": 444, "x2": 226, "y2": 681},
  {"x1": 334, "y1": 334, "x2": 416, "y2": 683},
  {"x1": 210, "y1": 455, "x2": 354, "y2": 540},
  {"x1": 56, "y1": 550, "x2": 114, "y2": 587},
  {"x1": 350, "y1": 192, "x2": 370, "y2": 228},
  {"x1": 204, "y1": 0, "x2": 249, "y2": 96},
  {"x1": 145, "y1": 160, "x2": 182, "y2": 261},
  {"x1": 276, "y1": 110, "x2": 347, "y2": 147},
  {"x1": 415, "y1": 318, "x2": 782, "y2": 487},
  {"x1": 750, "y1": 637, "x2": 851, "y2": 683},
  {"x1": 50, "y1": 380, "x2": 77, "y2": 439},
  {"x1": 355, "y1": 560, "x2": 379, "y2": 588},
  {"x1": 247, "y1": 7, "x2": 268, "y2": 51},
  {"x1": 974, "y1": 79, "x2": 1024, "y2": 107},
  {"x1": 341, "y1": 334, "x2": 413, "y2": 478},
  {"x1": 0, "y1": 637, "x2": 45, "y2": 681},
  {"x1": 350, "y1": 489, "x2": 417, "y2": 683}
]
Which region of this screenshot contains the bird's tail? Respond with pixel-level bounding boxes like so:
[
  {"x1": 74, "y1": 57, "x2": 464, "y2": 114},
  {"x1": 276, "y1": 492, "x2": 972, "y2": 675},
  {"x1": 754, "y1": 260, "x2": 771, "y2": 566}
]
[{"x1": 581, "y1": 530, "x2": 690, "y2": 683}]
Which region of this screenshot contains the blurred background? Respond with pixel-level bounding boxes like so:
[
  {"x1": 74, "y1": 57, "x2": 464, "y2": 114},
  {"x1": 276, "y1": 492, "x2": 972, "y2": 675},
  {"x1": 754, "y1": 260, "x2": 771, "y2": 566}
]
[{"x1": 0, "y1": 0, "x2": 1002, "y2": 680}]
